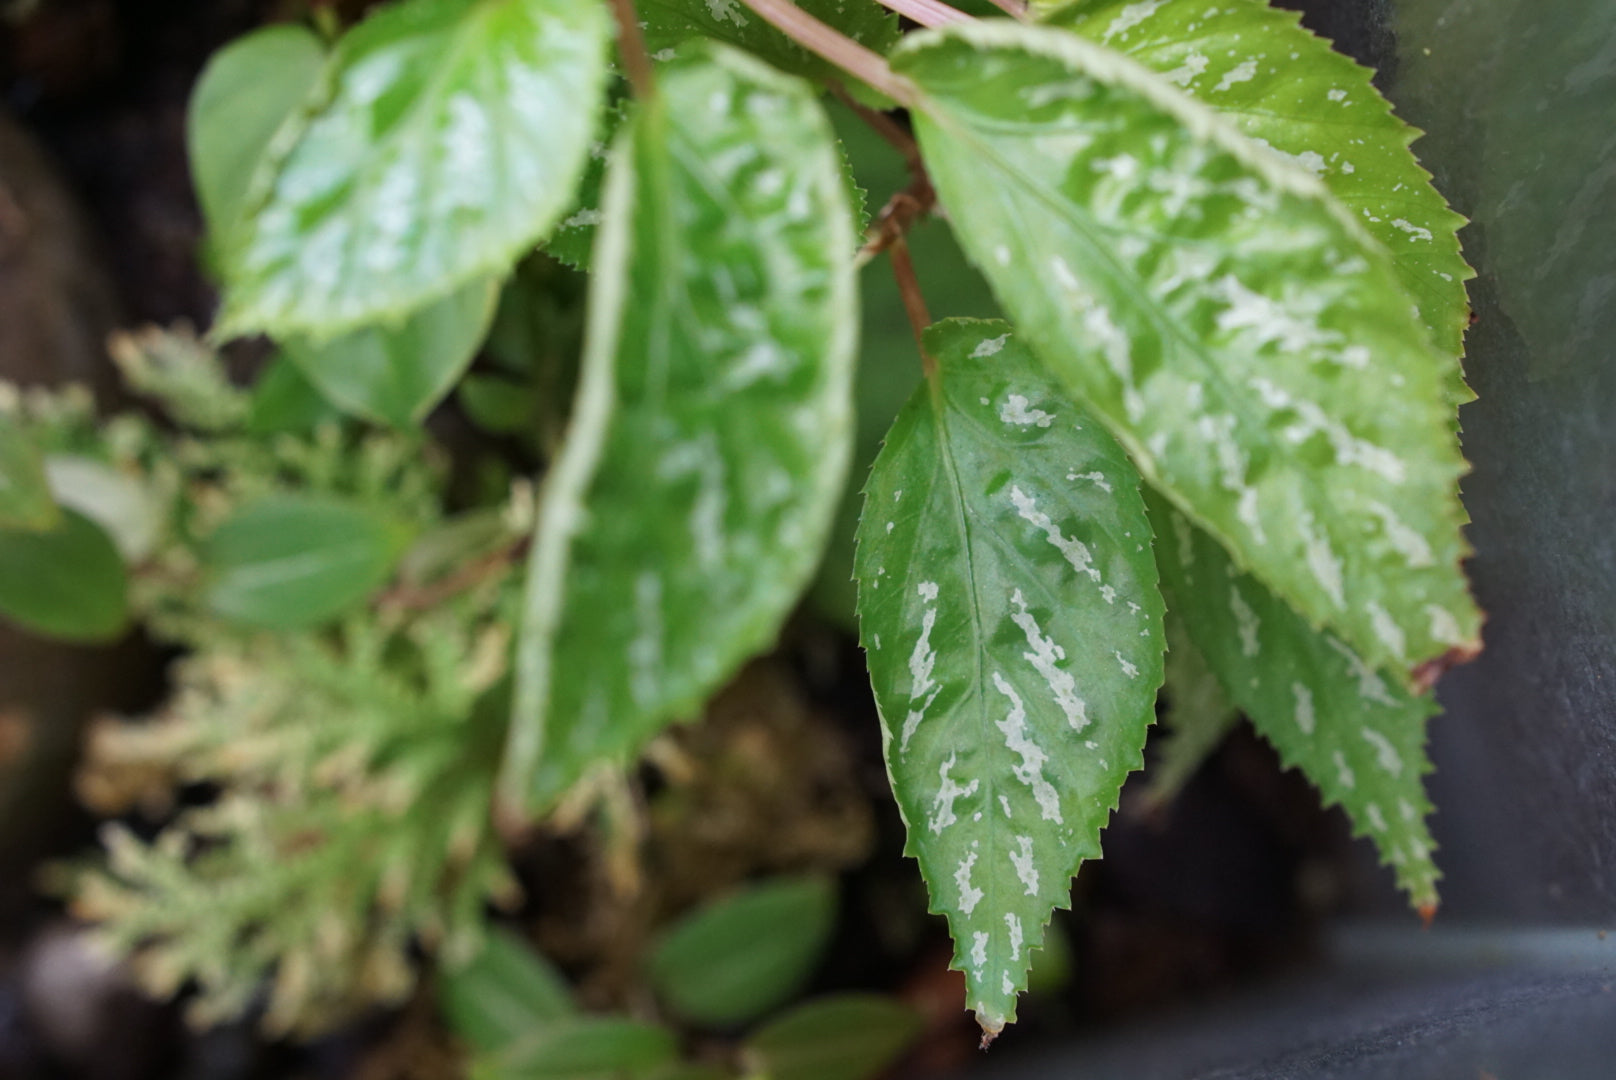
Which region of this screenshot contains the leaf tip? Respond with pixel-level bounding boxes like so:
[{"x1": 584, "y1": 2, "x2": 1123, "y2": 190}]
[
  {"x1": 1418, "y1": 901, "x2": 1438, "y2": 930},
  {"x1": 977, "y1": 1018, "x2": 1003, "y2": 1050},
  {"x1": 1411, "y1": 639, "x2": 1483, "y2": 693}
]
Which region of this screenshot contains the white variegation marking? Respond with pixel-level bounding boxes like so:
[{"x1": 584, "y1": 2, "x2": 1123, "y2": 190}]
[
  {"x1": 1292, "y1": 681, "x2": 1316, "y2": 735},
  {"x1": 1009, "y1": 485, "x2": 1100, "y2": 582},
  {"x1": 1001, "y1": 394, "x2": 1056, "y2": 428},
  {"x1": 901, "y1": 582, "x2": 942, "y2": 753},
  {"x1": 1333, "y1": 749, "x2": 1356, "y2": 789},
  {"x1": 956, "y1": 850, "x2": 984, "y2": 914},
  {"x1": 971, "y1": 931, "x2": 989, "y2": 973},
  {"x1": 929, "y1": 753, "x2": 980, "y2": 834},
  {"x1": 1366, "y1": 601, "x2": 1407, "y2": 660},
  {"x1": 1103, "y1": 0, "x2": 1166, "y2": 39},
  {"x1": 972, "y1": 333, "x2": 1009, "y2": 358},
  {"x1": 1006, "y1": 913, "x2": 1024, "y2": 962},
  {"x1": 1009, "y1": 589, "x2": 1088, "y2": 731},
  {"x1": 1361, "y1": 728, "x2": 1404, "y2": 776},
  {"x1": 991, "y1": 673, "x2": 1063, "y2": 823},
  {"x1": 1231, "y1": 584, "x2": 1261, "y2": 657},
  {"x1": 1009, "y1": 834, "x2": 1039, "y2": 896}
]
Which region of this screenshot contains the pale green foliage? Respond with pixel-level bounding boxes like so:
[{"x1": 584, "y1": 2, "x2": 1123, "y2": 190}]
[
  {"x1": 895, "y1": 20, "x2": 1478, "y2": 678},
  {"x1": 743, "y1": 994, "x2": 922, "y2": 1080},
  {"x1": 503, "y1": 44, "x2": 857, "y2": 813},
  {"x1": 0, "y1": 508, "x2": 127, "y2": 641},
  {"x1": 855, "y1": 321, "x2": 1164, "y2": 1032},
  {"x1": 1041, "y1": 0, "x2": 1475, "y2": 380},
  {"x1": 214, "y1": 0, "x2": 612, "y2": 339},
  {"x1": 1148, "y1": 491, "x2": 1441, "y2": 908},
  {"x1": 70, "y1": 598, "x2": 518, "y2": 1034},
  {"x1": 281, "y1": 277, "x2": 500, "y2": 427},
  {"x1": 0, "y1": 416, "x2": 59, "y2": 531}
]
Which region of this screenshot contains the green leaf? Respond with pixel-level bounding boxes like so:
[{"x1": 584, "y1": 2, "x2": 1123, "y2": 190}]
[
  {"x1": 854, "y1": 320, "x2": 1164, "y2": 1034},
  {"x1": 502, "y1": 45, "x2": 857, "y2": 811},
  {"x1": 743, "y1": 994, "x2": 920, "y2": 1080},
  {"x1": 217, "y1": 0, "x2": 612, "y2": 340},
  {"x1": 440, "y1": 927, "x2": 575, "y2": 1054},
  {"x1": 1147, "y1": 489, "x2": 1440, "y2": 911},
  {"x1": 246, "y1": 356, "x2": 344, "y2": 435},
  {"x1": 1139, "y1": 616, "x2": 1239, "y2": 812},
  {"x1": 187, "y1": 23, "x2": 327, "y2": 249},
  {"x1": 282, "y1": 277, "x2": 499, "y2": 428},
  {"x1": 204, "y1": 492, "x2": 408, "y2": 629},
  {"x1": 0, "y1": 419, "x2": 60, "y2": 531},
  {"x1": 459, "y1": 374, "x2": 540, "y2": 435},
  {"x1": 0, "y1": 509, "x2": 128, "y2": 642},
  {"x1": 1039, "y1": 0, "x2": 1474, "y2": 384},
  {"x1": 895, "y1": 20, "x2": 1479, "y2": 679},
  {"x1": 44, "y1": 455, "x2": 161, "y2": 563},
  {"x1": 647, "y1": 876, "x2": 836, "y2": 1027},
  {"x1": 639, "y1": 0, "x2": 899, "y2": 96},
  {"x1": 473, "y1": 1017, "x2": 678, "y2": 1080}
]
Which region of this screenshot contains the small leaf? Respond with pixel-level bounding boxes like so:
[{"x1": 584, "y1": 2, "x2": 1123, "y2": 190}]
[
  {"x1": 0, "y1": 419, "x2": 60, "y2": 531},
  {"x1": 503, "y1": 45, "x2": 857, "y2": 812},
  {"x1": 1041, "y1": 0, "x2": 1474, "y2": 385},
  {"x1": 1139, "y1": 616, "x2": 1239, "y2": 812},
  {"x1": 186, "y1": 23, "x2": 327, "y2": 248},
  {"x1": 204, "y1": 493, "x2": 408, "y2": 630},
  {"x1": 473, "y1": 1016, "x2": 678, "y2": 1080},
  {"x1": 647, "y1": 876, "x2": 836, "y2": 1028},
  {"x1": 1147, "y1": 490, "x2": 1440, "y2": 910},
  {"x1": 217, "y1": 0, "x2": 612, "y2": 340},
  {"x1": 0, "y1": 509, "x2": 128, "y2": 642},
  {"x1": 895, "y1": 20, "x2": 1479, "y2": 679},
  {"x1": 282, "y1": 277, "x2": 499, "y2": 428},
  {"x1": 439, "y1": 928, "x2": 575, "y2": 1054},
  {"x1": 44, "y1": 455, "x2": 162, "y2": 563},
  {"x1": 245, "y1": 356, "x2": 344, "y2": 435},
  {"x1": 855, "y1": 320, "x2": 1164, "y2": 1033},
  {"x1": 744, "y1": 994, "x2": 920, "y2": 1080}
]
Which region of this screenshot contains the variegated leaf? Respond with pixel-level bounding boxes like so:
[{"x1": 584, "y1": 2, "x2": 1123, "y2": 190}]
[
  {"x1": 1148, "y1": 489, "x2": 1440, "y2": 910},
  {"x1": 894, "y1": 20, "x2": 1479, "y2": 679},
  {"x1": 1040, "y1": 0, "x2": 1474, "y2": 391},
  {"x1": 856, "y1": 320, "x2": 1164, "y2": 1034},
  {"x1": 503, "y1": 44, "x2": 857, "y2": 813}
]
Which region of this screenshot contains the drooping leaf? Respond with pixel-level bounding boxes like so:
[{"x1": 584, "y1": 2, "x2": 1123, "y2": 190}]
[
  {"x1": 186, "y1": 23, "x2": 327, "y2": 252},
  {"x1": 646, "y1": 876, "x2": 836, "y2": 1027},
  {"x1": 281, "y1": 277, "x2": 499, "y2": 428},
  {"x1": 439, "y1": 928, "x2": 575, "y2": 1054},
  {"x1": 1147, "y1": 489, "x2": 1440, "y2": 910},
  {"x1": 1040, "y1": 0, "x2": 1474, "y2": 384},
  {"x1": 639, "y1": 0, "x2": 899, "y2": 96},
  {"x1": 502, "y1": 44, "x2": 857, "y2": 812},
  {"x1": 217, "y1": 0, "x2": 612, "y2": 340},
  {"x1": 895, "y1": 21, "x2": 1479, "y2": 679},
  {"x1": 0, "y1": 419, "x2": 59, "y2": 531},
  {"x1": 204, "y1": 493, "x2": 409, "y2": 629},
  {"x1": 743, "y1": 994, "x2": 921, "y2": 1080},
  {"x1": 472, "y1": 1017, "x2": 678, "y2": 1080},
  {"x1": 0, "y1": 509, "x2": 128, "y2": 642},
  {"x1": 1139, "y1": 616, "x2": 1239, "y2": 813},
  {"x1": 854, "y1": 320, "x2": 1164, "y2": 1033}
]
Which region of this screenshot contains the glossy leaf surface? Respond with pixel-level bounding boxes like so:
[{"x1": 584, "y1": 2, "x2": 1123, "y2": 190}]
[
  {"x1": 205, "y1": 493, "x2": 408, "y2": 629},
  {"x1": 0, "y1": 510, "x2": 128, "y2": 642},
  {"x1": 282, "y1": 277, "x2": 498, "y2": 427},
  {"x1": 217, "y1": 0, "x2": 611, "y2": 339},
  {"x1": 1041, "y1": 0, "x2": 1474, "y2": 378},
  {"x1": 503, "y1": 45, "x2": 856, "y2": 811},
  {"x1": 1148, "y1": 490, "x2": 1440, "y2": 909},
  {"x1": 855, "y1": 320, "x2": 1164, "y2": 1032},
  {"x1": 896, "y1": 21, "x2": 1479, "y2": 679},
  {"x1": 647, "y1": 876, "x2": 835, "y2": 1027}
]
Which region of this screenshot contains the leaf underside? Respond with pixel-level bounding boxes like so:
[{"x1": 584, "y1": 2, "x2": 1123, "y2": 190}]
[
  {"x1": 895, "y1": 20, "x2": 1479, "y2": 679},
  {"x1": 856, "y1": 320, "x2": 1164, "y2": 1032},
  {"x1": 503, "y1": 43, "x2": 857, "y2": 813},
  {"x1": 218, "y1": 0, "x2": 612, "y2": 340},
  {"x1": 1148, "y1": 490, "x2": 1440, "y2": 909},
  {"x1": 1041, "y1": 0, "x2": 1475, "y2": 395}
]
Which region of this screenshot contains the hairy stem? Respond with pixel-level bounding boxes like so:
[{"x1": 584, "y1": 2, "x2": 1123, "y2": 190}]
[
  {"x1": 607, "y1": 0, "x2": 656, "y2": 98},
  {"x1": 738, "y1": 0, "x2": 920, "y2": 106}
]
